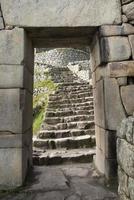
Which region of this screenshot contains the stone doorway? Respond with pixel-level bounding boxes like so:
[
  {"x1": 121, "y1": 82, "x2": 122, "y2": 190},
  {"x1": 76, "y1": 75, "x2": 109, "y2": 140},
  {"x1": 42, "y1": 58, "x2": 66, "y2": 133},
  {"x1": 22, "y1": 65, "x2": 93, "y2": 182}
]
[{"x1": 0, "y1": 2, "x2": 134, "y2": 199}]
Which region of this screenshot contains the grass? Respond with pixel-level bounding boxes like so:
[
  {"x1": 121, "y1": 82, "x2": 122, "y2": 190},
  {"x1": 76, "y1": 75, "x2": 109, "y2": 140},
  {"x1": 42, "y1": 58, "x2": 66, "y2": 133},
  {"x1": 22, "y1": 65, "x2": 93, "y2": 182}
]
[
  {"x1": 33, "y1": 76, "x2": 57, "y2": 135},
  {"x1": 33, "y1": 107, "x2": 44, "y2": 134}
]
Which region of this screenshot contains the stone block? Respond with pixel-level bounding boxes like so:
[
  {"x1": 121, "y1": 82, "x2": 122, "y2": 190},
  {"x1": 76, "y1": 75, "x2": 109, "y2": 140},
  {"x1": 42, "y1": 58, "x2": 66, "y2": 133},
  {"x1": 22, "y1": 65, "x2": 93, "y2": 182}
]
[
  {"x1": 0, "y1": 147, "x2": 31, "y2": 189},
  {"x1": 122, "y1": 15, "x2": 128, "y2": 23},
  {"x1": 0, "y1": 28, "x2": 25, "y2": 65},
  {"x1": 90, "y1": 33, "x2": 101, "y2": 71},
  {"x1": 121, "y1": 85, "x2": 134, "y2": 115},
  {"x1": 0, "y1": 28, "x2": 34, "y2": 73},
  {"x1": 95, "y1": 147, "x2": 105, "y2": 175},
  {"x1": 129, "y1": 35, "x2": 134, "y2": 60},
  {"x1": 117, "y1": 77, "x2": 127, "y2": 86},
  {"x1": 95, "y1": 125, "x2": 101, "y2": 149},
  {"x1": 104, "y1": 78, "x2": 126, "y2": 130},
  {"x1": 0, "y1": 129, "x2": 32, "y2": 148},
  {"x1": 117, "y1": 138, "x2": 134, "y2": 178},
  {"x1": 0, "y1": 17, "x2": 4, "y2": 29},
  {"x1": 0, "y1": 89, "x2": 32, "y2": 134},
  {"x1": 100, "y1": 23, "x2": 134, "y2": 36},
  {"x1": 101, "y1": 37, "x2": 131, "y2": 62},
  {"x1": 122, "y1": 2, "x2": 134, "y2": 21},
  {"x1": 0, "y1": 65, "x2": 33, "y2": 92},
  {"x1": 1, "y1": 0, "x2": 121, "y2": 27},
  {"x1": 93, "y1": 79, "x2": 105, "y2": 128},
  {"x1": 128, "y1": 177, "x2": 134, "y2": 200},
  {"x1": 118, "y1": 167, "x2": 129, "y2": 197},
  {"x1": 107, "y1": 61, "x2": 134, "y2": 78},
  {"x1": 122, "y1": 0, "x2": 133, "y2": 5}
]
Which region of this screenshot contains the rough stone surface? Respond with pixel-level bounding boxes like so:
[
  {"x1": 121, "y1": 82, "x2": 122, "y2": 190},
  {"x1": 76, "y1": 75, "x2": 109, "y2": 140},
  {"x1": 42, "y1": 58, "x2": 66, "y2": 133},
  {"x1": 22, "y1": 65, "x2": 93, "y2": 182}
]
[
  {"x1": 121, "y1": 85, "x2": 134, "y2": 115},
  {"x1": 0, "y1": 65, "x2": 33, "y2": 91},
  {"x1": 122, "y1": 2, "x2": 134, "y2": 22},
  {"x1": 93, "y1": 79, "x2": 105, "y2": 128},
  {"x1": 1, "y1": 0, "x2": 121, "y2": 27},
  {"x1": 104, "y1": 78, "x2": 126, "y2": 130},
  {"x1": 0, "y1": 164, "x2": 118, "y2": 200},
  {"x1": 0, "y1": 89, "x2": 32, "y2": 134},
  {"x1": 107, "y1": 61, "x2": 134, "y2": 78},
  {"x1": 0, "y1": 147, "x2": 31, "y2": 190},
  {"x1": 128, "y1": 35, "x2": 134, "y2": 60},
  {"x1": 100, "y1": 23, "x2": 134, "y2": 36},
  {"x1": 101, "y1": 37, "x2": 131, "y2": 62},
  {"x1": 117, "y1": 138, "x2": 134, "y2": 178},
  {"x1": 0, "y1": 28, "x2": 25, "y2": 65}
]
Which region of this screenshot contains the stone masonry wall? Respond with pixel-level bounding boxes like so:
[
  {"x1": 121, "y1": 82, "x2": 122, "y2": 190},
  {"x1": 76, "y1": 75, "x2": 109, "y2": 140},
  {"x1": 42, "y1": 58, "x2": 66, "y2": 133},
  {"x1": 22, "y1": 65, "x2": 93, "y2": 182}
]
[
  {"x1": 35, "y1": 49, "x2": 91, "y2": 82},
  {"x1": 35, "y1": 48, "x2": 90, "y2": 67},
  {"x1": 117, "y1": 115, "x2": 134, "y2": 200},
  {"x1": 0, "y1": 5, "x2": 34, "y2": 189},
  {"x1": 90, "y1": 21, "x2": 134, "y2": 182}
]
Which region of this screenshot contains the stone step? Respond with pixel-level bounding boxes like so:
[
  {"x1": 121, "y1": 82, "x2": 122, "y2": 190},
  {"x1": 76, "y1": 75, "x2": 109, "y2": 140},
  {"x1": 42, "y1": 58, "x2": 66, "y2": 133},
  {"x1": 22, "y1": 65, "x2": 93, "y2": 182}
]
[
  {"x1": 47, "y1": 106, "x2": 94, "y2": 112},
  {"x1": 48, "y1": 101, "x2": 94, "y2": 109},
  {"x1": 38, "y1": 129, "x2": 95, "y2": 139},
  {"x1": 48, "y1": 97, "x2": 93, "y2": 105},
  {"x1": 44, "y1": 115, "x2": 94, "y2": 125},
  {"x1": 57, "y1": 82, "x2": 90, "y2": 87},
  {"x1": 45, "y1": 109, "x2": 94, "y2": 117},
  {"x1": 49, "y1": 92, "x2": 93, "y2": 101},
  {"x1": 42, "y1": 120, "x2": 95, "y2": 130},
  {"x1": 33, "y1": 148, "x2": 96, "y2": 166},
  {"x1": 55, "y1": 89, "x2": 92, "y2": 96},
  {"x1": 33, "y1": 135, "x2": 96, "y2": 150},
  {"x1": 56, "y1": 86, "x2": 91, "y2": 93}
]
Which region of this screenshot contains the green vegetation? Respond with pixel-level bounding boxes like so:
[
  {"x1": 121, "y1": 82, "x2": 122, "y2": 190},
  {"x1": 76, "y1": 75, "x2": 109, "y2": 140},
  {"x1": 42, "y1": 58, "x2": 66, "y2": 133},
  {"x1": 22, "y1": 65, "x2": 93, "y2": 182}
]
[{"x1": 33, "y1": 72, "x2": 57, "y2": 135}]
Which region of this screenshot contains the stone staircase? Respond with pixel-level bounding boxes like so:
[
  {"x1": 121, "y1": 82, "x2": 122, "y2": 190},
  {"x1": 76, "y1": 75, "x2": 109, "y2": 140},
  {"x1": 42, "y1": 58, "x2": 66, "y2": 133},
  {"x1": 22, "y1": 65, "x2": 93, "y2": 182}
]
[{"x1": 33, "y1": 68, "x2": 96, "y2": 165}]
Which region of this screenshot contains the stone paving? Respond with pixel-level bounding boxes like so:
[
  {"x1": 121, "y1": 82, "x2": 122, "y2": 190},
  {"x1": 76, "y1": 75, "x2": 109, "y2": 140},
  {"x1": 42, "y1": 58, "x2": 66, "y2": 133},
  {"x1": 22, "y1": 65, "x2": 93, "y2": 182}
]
[{"x1": 0, "y1": 164, "x2": 118, "y2": 200}]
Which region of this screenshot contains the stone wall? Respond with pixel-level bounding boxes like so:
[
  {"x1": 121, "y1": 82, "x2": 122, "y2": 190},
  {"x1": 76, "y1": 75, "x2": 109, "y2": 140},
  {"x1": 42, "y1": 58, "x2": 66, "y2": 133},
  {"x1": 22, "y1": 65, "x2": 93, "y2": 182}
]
[
  {"x1": 35, "y1": 49, "x2": 91, "y2": 82},
  {"x1": 117, "y1": 116, "x2": 134, "y2": 200},
  {"x1": 35, "y1": 48, "x2": 90, "y2": 67},
  {"x1": 90, "y1": 22, "x2": 134, "y2": 181}
]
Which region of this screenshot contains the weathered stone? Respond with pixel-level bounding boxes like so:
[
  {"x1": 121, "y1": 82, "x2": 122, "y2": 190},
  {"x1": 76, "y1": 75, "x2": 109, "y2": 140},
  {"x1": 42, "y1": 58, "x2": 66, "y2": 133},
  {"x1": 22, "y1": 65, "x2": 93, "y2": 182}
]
[
  {"x1": 0, "y1": 17, "x2": 4, "y2": 29},
  {"x1": 100, "y1": 23, "x2": 134, "y2": 36},
  {"x1": 104, "y1": 78, "x2": 126, "y2": 130},
  {"x1": 121, "y1": 85, "x2": 134, "y2": 115},
  {"x1": 0, "y1": 147, "x2": 31, "y2": 189},
  {"x1": 71, "y1": 176, "x2": 117, "y2": 199},
  {"x1": 0, "y1": 28, "x2": 25, "y2": 65},
  {"x1": 117, "y1": 138, "x2": 134, "y2": 178},
  {"x1": 66, "y1": 195, "x2": 81, "y2": 200},
  {"x1": 123, "y1": 2, "x2": 134, "y2": 21},
  {"x1": 35, "y1": 192, "x2": 65, "y2": 200},
  {"x1": 128, "y1": 177, "x2": 134, "y2": 200},
  {"x1": 107, "y1": 61, "x2": 134, "y2": 78},
  {"x1": 26, "y1": 167, "x2": 68, "y2": 191},
  {"x1": 90, "y1": 33, "x2": 101, "y2": 71},
  {"x1": 93, "y1": 79, "x2": 105, "y2": 128},
  {"x1": 128, "y1": 35, "x2": 134, "y2": 60},
  {"x1": 122, "y1": 0, "x2": 133, "y2": 5},
  {"x1": 0, "y1": 65, "x2": 33, "y2": 92},
  {"x1": 1, "y1": 0, "x2": 121, "y2": 27},
  {"x1": 95, "y1": 147, "x2": 105, "y2": 175},
  {"x1": 122, "y1": 15, "x2": 128, "y2": 23},
  {"x1": 117, "y1": 77, "x2": 127, "y2": 86},
  {"x1": 0, "y1": 89, "x2": 32, "y2": 134},
  {"x1": 101, "y1": 37, "x2": 131, "y2": 62},
  {"x1": 0, "y1": 130, "x2": 32, "y2": 148},
  {"x1": 117, "y1": 118, "x2": 127, "y2": 139},
  {"x1": 118, "y1": 167, "x2": 129, "y2": 197}
]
